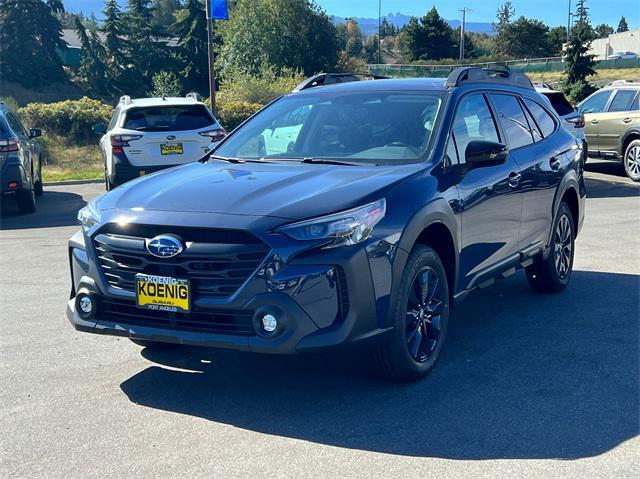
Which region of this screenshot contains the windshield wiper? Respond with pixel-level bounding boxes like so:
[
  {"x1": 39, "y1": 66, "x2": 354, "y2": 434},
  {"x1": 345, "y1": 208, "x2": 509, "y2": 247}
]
[
  {"x1": 207, "y1": 155, "x2": 249, "y2": 164},
  {"x1": 301, "y1": 157, "x2": 362, "y2": 166}
]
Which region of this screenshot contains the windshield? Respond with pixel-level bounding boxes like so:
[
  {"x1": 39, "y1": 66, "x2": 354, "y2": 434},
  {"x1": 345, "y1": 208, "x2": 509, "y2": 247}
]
[{"x1": 214, "y1": 91, "x2": 442, "y2": 165}]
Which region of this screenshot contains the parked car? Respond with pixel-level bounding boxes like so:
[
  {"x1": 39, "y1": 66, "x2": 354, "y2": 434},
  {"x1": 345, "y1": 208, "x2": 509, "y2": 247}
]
[
  {"x1": 578, "y1": 81, "x2": 640, "y2": 180},
  {"x1": 68, "y1": 67, "x2": 585, "y2": 382},
  {"x1": 535, "y1": 85, "x2": 586, "y2": 157},
  {"x1": 94, "y1": 93, "x2": 225, "y2": 190},
  {"x1": 0, "y1": 101, "x2": 43, "y2": 213},
  {"x1": 608, "y1": 51, "x2": 638, "y2": 60}
]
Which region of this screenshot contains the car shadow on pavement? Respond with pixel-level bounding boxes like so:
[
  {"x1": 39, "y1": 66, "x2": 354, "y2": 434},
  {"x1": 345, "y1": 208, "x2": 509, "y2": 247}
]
[
  {"x1": 121, "y1": 270, "x2": 639, "y2": 460},
  {"x1": 0, "y1": 190, "x2": 86, "y2": 230},
  {"x1": 585, "y1": 177, "x2": 640, "y2": 198}
]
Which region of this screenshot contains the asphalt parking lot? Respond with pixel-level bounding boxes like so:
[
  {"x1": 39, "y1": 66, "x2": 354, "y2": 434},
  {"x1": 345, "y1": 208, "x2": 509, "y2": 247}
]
[{"x1": 1, "y1": 159, "x2": 638, "y2": 478}]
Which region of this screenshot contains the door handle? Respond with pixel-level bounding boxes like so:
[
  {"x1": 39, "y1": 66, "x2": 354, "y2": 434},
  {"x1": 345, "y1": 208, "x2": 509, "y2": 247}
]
[
  {"x1": 623, "y1": 118, "x2": 632, "y2": 124},
  {"x1": 550, "y1": 157, "x2": 561, "y2": 171},
  {"x1": 508, "y1": 172, "x2": 522, "y2": 188},
  {"x1": 590, "y1": 119, "x2": 599, "y2": 125}
]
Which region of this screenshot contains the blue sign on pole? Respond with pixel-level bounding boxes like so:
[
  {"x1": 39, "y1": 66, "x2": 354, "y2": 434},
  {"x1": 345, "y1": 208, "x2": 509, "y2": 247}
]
[{"x1": 209, "y1": 0, "x2": 229, "y2": 20}]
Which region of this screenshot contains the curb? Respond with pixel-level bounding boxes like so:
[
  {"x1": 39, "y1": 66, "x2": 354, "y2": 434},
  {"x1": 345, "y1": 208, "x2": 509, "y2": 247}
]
[{"x1": 44, "y1": 179, "x2": 104, "y2": 186}]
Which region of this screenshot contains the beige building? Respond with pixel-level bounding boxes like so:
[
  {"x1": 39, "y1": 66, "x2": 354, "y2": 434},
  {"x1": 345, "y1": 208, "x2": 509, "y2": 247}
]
[{"x1": 589, "y1": 30, "x2": 640, "y2": 60}]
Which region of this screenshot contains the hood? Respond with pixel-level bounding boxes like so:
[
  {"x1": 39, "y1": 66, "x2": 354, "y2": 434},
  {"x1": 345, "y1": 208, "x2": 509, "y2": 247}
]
[{"x1": 97, "y1": 161, "x2": 421, "y2": 220}]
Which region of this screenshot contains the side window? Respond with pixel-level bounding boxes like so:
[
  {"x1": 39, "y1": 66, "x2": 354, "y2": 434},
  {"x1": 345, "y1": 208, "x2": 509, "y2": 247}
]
[
  {"x1": 608, "y1": 90, "x2": 638, "y2": 112},
  {"x1": 579, "y1": 91, "x2": 611, "y2": 114},
  {"x1": 522, "y1": 102, "x2": 543, "y2": 142},
  {"x1": 451, "y1": 94, "x2": 500, "y2": 163},
  {"x1": 108, "y1": 107, "x2": 121, "y2": 131},
  {"x1": 445, "y1": 134, "x2": 459, "y2": 165},
  {"x1": 5, "y1": 112, "x2": 27, "y2": 136},
  {"x1": 523, "y1": 99, "x2": 557, "y2": 138},
  {"x1": 631, "y1": 93, "x2": 639, "y2": 111},
  {"x1": 490, "y1": 93, "x2": 534, "y2": 149}
]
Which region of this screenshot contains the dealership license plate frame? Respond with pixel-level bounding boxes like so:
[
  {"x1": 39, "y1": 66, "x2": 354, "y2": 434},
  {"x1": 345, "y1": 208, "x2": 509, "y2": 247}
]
[
  {"x1": 160, "y1": 143, "x2": 184, "y2": 155},
  {"x1": 136, "y1": 273, "x2": 191, "y2": 313}
]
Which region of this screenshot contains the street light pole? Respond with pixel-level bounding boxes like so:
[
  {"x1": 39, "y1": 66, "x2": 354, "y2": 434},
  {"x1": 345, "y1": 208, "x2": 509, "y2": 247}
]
[
  {"x1": 377, "y1": 0, "x2": 381, "y2": 64},
  {"x1": 205, "y1": 0, "x2": 216, "y2": 116},
  {"x1": 459, "y1": 8, "x2": 469, "y2": 61},
  {"x1": 567, "y1": 0, "x2": 572, "y2": 41}
]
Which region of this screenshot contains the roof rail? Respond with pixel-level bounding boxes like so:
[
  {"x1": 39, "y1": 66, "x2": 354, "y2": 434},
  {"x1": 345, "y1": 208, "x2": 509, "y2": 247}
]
[
  {"x1": 119, "y1": 95, "x2": 132, "y2": 105},
  {"x1": 293, "y1": 72, "x2": 387, "y2": 92},
  {"x1": 607, "y1": 79, "x2": 640, "y2": 87},
  {"x1": 447, "y1": 66, "x2": 534, "y2": 90},
  {"x1": 186, "y1": 92, "x2": 203, "y2": 101}
]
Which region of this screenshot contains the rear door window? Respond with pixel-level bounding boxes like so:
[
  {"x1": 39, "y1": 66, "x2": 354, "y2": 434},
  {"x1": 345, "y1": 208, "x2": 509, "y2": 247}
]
[
  {"x1": 123, "y1": 105, "x2": 214, "y2": 132},
  {"x1": 608, "y1": 90, "x2": 638, "y2": 112},
  {"x1": 5, "y1": 112, "x2": 27, "y2": 136},
  {"x1": 523, "y1": 99, "x2": 557, "y2": 138},
  {"x1": 543, "y1": 92, "x2": 575, "y2": 116},
  {"x1": 490, "y1": 93, "x2": 534, "y2": 149},
  {"x1": 451, "y1": 94, "x2": 500, "y2": 163},
  {"x1": 579, "y1": 90, "x2": 612, "y2": 113}
]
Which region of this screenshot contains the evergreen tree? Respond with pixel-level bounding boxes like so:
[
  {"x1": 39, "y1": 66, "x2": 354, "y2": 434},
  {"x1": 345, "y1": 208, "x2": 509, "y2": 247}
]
[
  {"x1": 593, "y1": 24, "x2": 614, "y2": 39},
  {"x1": 75, "y1": 17, "x2": 109, "y2": 95},
  {"x1": 492, "y1": 1, "x2": 515, "y2": 57},
  {"x1": 563, "y1": 0, "x2": 596, "y2": 102},
  {"x1": 401, "y1": 7, "x2": 456, "y2": 61},
  {"x1": 547, "y1": 26, "x2": 568, "y2": 55},
  {"x1": 0, "y1": 0, "x2": 67, "y2": 87},
  {"x1": 101, "y1": 0, "x2": 129, "y2": 93},
  {"x1": 152, "y1": 0, "x2": 182, "y2": 34},
  {"x1": 174, "y1": 0, "x2": 210, "y2": 93},
  {"x1": 617, "y1": 16, "x2": 629, "y2": 33}
]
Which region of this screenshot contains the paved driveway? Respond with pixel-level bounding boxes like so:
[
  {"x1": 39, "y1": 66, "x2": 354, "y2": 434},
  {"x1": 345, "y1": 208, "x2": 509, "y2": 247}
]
[{"x1": 1, "y1": 160, "x2": 638, "y2": 478}]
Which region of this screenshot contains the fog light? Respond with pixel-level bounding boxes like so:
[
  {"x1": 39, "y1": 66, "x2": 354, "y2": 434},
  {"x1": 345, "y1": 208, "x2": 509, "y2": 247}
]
[
  {"x1": 261, "y1": 314, "x2": 278, "y2": 333},
  {"x1": 76, "y1": 293, "x2": 95, "y2": 318}
]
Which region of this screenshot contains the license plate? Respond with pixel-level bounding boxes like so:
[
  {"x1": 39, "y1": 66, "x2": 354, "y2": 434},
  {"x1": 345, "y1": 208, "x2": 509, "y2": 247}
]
[
  {"x1": 136, "y1": 274, "x2": 190, "y2": 313},
  {"x1": 161, "y1": 143, "x2": 183, "y2": 155}
]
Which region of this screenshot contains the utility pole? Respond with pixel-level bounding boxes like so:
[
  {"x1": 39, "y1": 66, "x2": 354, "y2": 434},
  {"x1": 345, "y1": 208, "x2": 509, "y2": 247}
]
[
  {"x1": 205, "y1": 0, "x2": 216, "y2": 116},
  {"x1": 459, "y1": 8, "x2": 469, "y2": 61},
  {"x1": 567, "y1": 0, "x2": 572, "y2": 41},
  {"x1": 377, "y1": 0, "x2": 381, "y2": 64}
]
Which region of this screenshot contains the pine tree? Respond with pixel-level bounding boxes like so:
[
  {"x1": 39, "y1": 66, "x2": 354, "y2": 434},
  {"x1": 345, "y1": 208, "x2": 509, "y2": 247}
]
[
  {"x1": 101, "y1": 0, "x2": 129, "y2": 93},
  {"x1": 563, "y1": 0, "x2": 596, "y2": 102},
  {"x1": 492, "y1": 1, "x2": 515, "y2": 57},
  {"x1": 0, "y1": 0, "x2": 67, "y2": 87},
  {"x1": 174, "y1": 0, "x2": 209, "y2": 93},
  {"x1": 75, "y1": 17, "x2": 109, "y2": 95},
  {"x1": 617, "y1": 16, "x2": 629, "y2": 33}
]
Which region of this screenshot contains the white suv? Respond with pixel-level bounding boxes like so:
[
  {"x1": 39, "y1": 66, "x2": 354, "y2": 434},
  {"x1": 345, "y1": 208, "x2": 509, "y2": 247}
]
[{"x1": 94, "y1": 94, "x2": 225, "y2": 190}]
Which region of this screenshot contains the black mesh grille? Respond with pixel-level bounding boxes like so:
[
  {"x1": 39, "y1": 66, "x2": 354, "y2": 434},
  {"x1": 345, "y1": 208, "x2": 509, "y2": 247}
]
[
  {"x1": 99, "y1": 298, "x2": 255, "y2": 336},
  {"x1": 93, "y1": 224, "x2": 269, "y2": 298}
]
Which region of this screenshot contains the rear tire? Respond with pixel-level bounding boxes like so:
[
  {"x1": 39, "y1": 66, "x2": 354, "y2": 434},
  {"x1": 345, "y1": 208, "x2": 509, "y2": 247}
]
[
  {"x1": 526, "y1": 202, "x2": 575, "y2": 293},
  {"x1": 34, "y1": 159, "x2": 43, "y2": 197},
  {"x1": 374, "y1": 245, "x2": 450, "y2": 382},
  {"x1": 623, "y1": 139, "x2": 640, "y2": 182},
  {"x1": 16, "y1": 189, "x2": 36, "y2": 214}
]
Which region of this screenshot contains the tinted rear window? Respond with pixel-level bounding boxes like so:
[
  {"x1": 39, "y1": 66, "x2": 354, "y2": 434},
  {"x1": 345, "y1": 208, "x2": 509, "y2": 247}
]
[
  {"x1": 543, "y1": 92, "x2": 574, "y2": 116},
  {"x1": 608, "y1": 90, "x2": 638, "y2": 112},
  {"x1": 123, "y1": 105, "x2": 214, "y2": 132}
]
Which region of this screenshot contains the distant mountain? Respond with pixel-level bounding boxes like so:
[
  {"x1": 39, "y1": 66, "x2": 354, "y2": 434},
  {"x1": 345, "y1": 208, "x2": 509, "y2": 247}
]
[{"x1": 333, "y1": 12, "x2": 494, "y2": 36}]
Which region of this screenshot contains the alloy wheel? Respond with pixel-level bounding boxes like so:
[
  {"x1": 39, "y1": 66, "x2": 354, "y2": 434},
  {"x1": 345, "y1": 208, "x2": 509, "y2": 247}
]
[
  {"x1": 625, "y1": 146, "x2": 640, "y2": 179},
  {"x1": 554, "y1": 214, "x2": 573, "y2": 279},
  {"x1": 405, "y1": 266, "x2": 444, "y2": 363}
]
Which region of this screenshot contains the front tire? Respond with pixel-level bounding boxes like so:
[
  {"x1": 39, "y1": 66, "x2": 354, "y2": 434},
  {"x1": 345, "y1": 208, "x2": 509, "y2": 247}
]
[
  {"x1": 374, "y1": 245, "x2": 450, "y2": 382},
  {"x1": 526, "y1": 202, "x2": 575, "y2": 293},
  {"x1": 623, "y1": 139, "x2": 640, "y2": 182}
]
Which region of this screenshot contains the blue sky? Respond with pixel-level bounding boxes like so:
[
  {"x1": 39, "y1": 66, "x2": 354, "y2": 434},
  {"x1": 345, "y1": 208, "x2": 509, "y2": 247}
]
[{"x1": 63, "y1": 0, "x2": 639, "y2": 28}]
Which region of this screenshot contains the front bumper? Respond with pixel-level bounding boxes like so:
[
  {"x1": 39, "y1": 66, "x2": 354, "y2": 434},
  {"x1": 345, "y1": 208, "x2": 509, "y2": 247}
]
[{"x1": 67, "y1": 225, "x2": 394, "y2": 354}]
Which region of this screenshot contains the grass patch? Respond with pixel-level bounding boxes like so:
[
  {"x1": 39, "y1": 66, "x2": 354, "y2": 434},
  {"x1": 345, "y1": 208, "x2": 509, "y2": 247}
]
[
  {"x1": 39, "y1": 135, "x2": 103, "y2": 182},
  {"x1": 527, "y1": 68, "x2": 640, "y2": 88}
]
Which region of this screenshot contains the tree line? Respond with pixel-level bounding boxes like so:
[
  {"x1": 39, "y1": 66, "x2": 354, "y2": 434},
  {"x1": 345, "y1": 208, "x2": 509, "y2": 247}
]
[{"x1": 0, "y1": 0, "x2": 626, "y2": 102}]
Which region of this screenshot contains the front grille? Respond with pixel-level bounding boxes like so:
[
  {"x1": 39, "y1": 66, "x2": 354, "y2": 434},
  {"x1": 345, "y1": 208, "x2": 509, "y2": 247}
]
[
  {"x1": 99, "y1": 297, "x2": 255, "y2": 335},
  {"x1": 93, "y1": 224, "x2": 270, "y2": 298}
]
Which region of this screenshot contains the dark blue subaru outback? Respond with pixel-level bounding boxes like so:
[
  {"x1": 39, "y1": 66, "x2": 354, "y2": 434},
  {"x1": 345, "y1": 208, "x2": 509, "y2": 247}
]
[{"x1": 68, "y1": 67, "x2": 585, "y2": 381}]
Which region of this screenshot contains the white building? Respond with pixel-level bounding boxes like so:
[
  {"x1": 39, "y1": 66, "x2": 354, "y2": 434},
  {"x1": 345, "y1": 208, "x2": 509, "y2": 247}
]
[{"x1": 589, "y1": 30, "x2": 640, "y2": 60}]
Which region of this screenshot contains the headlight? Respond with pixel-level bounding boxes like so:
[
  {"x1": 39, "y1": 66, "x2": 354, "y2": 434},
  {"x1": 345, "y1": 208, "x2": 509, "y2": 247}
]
[
  {"x1": 77, "y1": 202, "x2": 101, "y2": 233},
  {"x1": 278, "y1": 199, "x2": 386, "y2": 248}
]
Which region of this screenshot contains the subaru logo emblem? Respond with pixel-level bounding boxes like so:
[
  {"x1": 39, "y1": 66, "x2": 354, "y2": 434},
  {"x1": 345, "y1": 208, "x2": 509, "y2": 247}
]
[
  {"x1": 146, "y1": 235, "x2": 183, "y2": 258},
  {"x1": 166, "y1": 135, "x2": 176, "y2": 141}
]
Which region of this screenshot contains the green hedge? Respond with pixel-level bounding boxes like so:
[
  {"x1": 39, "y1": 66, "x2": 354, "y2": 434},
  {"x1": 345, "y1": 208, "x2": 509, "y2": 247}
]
[
  {"x1": 19, "y1": 97, "x2": 113, "y2": 144},
  {"x1": 217, "y1": 100, "x2": 263, "y2": 130}
]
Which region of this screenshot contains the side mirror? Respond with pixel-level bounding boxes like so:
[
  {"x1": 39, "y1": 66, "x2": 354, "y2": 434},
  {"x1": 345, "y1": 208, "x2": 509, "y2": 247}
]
[
  {"x1": 93, "y1": 123, "x2": 107, "y2": 135},
  {"x1": 465, "y1": 140, "x2": 509, "y2": 167},
  {"x1": 29, "y1": 128, "x2": 42, "y2": 138}
]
